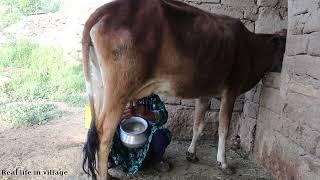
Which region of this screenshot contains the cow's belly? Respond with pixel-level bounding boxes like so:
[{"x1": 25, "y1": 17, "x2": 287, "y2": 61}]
[
  {"x1": 143, "y1": 76, "x2": 225, "y2": 99},
  {"x1": 171, "y1": 79, "x2": 225, "y2": 98},
  {"x1": 153, "y1": 57, "x2": 231, "y2": 98}
]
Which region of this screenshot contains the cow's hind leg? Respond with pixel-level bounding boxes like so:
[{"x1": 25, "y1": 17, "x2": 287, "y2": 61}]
[
  {"x1": 96, "y1": 101, "x2": 125, "y2": 180},
  {"x1": 217, "y1": 89, "x2": 236, "y2": 172},
  {"x1": 98, "y1": 115, "x2": 123, "y2": 180},
  {"x1": 94, "y1": 63, "x2": 141, "y2": 180},
  {"x1": 186, "y1": 97, "x2": 210, "y2": 163},
  {"x1": 95, "y1": 66, "x2": 138, "y2": 179},
  {"x1": 83, "y1": 82, "x2": 126, "y2": 180}
]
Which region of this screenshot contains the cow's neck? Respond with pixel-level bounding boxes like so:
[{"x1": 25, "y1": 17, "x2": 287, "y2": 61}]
[
  {"x1": 245, "y1": 33, "x2": 276, "y2": 89},
  {"x1": 253, "y1": 34, "x2": 276, "y2": 72}
]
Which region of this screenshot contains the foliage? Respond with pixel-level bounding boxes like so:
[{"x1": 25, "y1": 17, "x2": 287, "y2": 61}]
[
  {"x1": 0, "y1": 102, "x2": 63, "y2": 126},
  {"x1": 0, "y1": 39, "x2": 85, "y2": 125},
  {"x1": 0, "y1": 0, "x2": 61, "y2": 30}
]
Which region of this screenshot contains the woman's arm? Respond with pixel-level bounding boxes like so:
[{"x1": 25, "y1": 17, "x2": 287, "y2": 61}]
[
  {"x1": 121, "y1": 94, "x2": 168, "y2": 126},
  {"x1": 149, "y1": 94, "x2": 168, "y2": 127}
]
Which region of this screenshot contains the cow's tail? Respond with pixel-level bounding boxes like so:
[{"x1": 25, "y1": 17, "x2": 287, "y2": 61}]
[
  {"x1": 81, "y1": 17, "x2": 99, "y2": 180},
  {"x1": 82, "y1": 116, "x2": 99, "y2": 179}
]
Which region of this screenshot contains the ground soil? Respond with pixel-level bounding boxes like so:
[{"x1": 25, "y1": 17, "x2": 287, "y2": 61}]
[{"x1": 0, "y1": 104, "x2": 271, "y2": 180}]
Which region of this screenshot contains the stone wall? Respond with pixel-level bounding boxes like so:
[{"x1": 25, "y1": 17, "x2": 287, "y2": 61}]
[
  {"x1": 162, "y1": 95, "x2": 243, "y2": 140},
  {"x1": 238, "y1": 0, "x2": 288, "y2": 154},
  {"x1": 253, "y1": 0, "x2": 320, "y2": 179}
]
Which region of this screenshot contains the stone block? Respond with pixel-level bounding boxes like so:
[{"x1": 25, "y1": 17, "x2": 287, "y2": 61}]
[
  {"x1": 287, "y1": 81, "x2": 319, "y2": 97},
  {"x1": 205, "y1": 110, "x2": 220, "y2": 123},
  {"x1": 286, "y1": 55, "x2": 320, "y2": 76},
  {"x1": 210, "y1": 98, "x2": 220, "y2": 110},
  {"x1": 243, "y1": 101, "x2": 259, "y2": 119},
  {"x1": 198, "y1": 3, "x2": 243, "y2": 18},
  {"x1": 255, "y1": 7, "x2": 288, "y2": 33},
  {"x1": 160, "y1": 96, "x2": 181, "y2": 105},
  {"x1": 228, "y1": 112, "x2": 241, "y2": 137},
  {"x1": 305, "y1": 59, "x2": 320, "y2": 82},
  {"x1": 281, "y1": 116, "x2": 320, "y2": 155},
  {"x1": 221, "y1": 0, "x2": 256, "y2": 8},
  {"x1": 303, "y1": 10, "x2": 320, "y2": 34},
  {"x1": 279, "y1": 58, "x2": 292, "y2": 98},
  {"x1": 263, "y1": 72, "x2": 281, "y2": 89},
  {"x1": 316, "y1": 143, "x2": 320, "y2": 158},
  {"x1": 292, "y1": 55, "x2": 312, "y2": 75},
  {"x1": 165, "y1": 105, "x2": 194, "y2": 140},
  {"x1": 257, "y1": 0, "x2": 287, "y2": 8},
  {"x1": 285, "y1": 35, "x2": 309, "y2": 56},
  {"x1": 279, "y1": 0, "x2": 288, "y2": 8},
  {"x1": 245, "y1": 83, "x2": 262, "y2": 103},
  {"x1": 289, "y1": 55, "x2": 320, "y2": 89},
  {"x1": 244, "y1": 7, "x2": 259, "y2": 21},
  {"x1": 257, "y1": 0, "x2": 278, "y2": 7},
  {"x1": 183, "y1": 0, "x2": 220, "y2": 3},
  {"x1": 238, "y1": 116, "x2": 257, "y2": 153},
  {"x1": 203, "y1": 111, "x2": 220, "y2": 140},
  {"x1": 181, "y1": 99, "x2": 195, "y2": 107},
  {"x1": 241, "y1": 20, "x2": 255, "y2": 32},
  {"x1": 308, "y1": 32, "x2": 320, "y2": 57},
  {"x1": 260, "y1": 87, "x2": 283, "y2": 115},
  {"x1": 289, "y1": 13, "x2": 310, "y2": 35},
  {"x1": 288, "y1": 0, "x2": 314, "y2": 17},
  {"x1": 257, "y1": 106, "x2": 281, "y2": 131},
  {"x1": 283, "y1": 93, "x2": 320, "y2": 131}
]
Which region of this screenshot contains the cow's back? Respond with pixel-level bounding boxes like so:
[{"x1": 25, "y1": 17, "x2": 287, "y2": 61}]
[
  {"x1": 155, "y1": 0, "x2": 252, "y2": 97},
  {"x1": 88, "y1": 0, "x2": 253, "y2": 98}
]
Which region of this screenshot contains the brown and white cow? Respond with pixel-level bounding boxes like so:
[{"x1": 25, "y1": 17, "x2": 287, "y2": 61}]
[{"x1": 81, "y1": 0, "x2": 286, "y2": 179}]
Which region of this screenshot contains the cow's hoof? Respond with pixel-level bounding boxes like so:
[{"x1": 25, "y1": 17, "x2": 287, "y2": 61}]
[
  {"x1": 186, "y1": 151, "x2": 199, "y2": 163},
  {"x1": 107, "y1": 173, "x2": 120, "y2": 180},
  {"x1": 216, "y1": 162, "x2": 235, "y2": 175}
]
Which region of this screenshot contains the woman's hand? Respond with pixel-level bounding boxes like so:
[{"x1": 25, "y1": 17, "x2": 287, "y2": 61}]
[
  {"x1": 121, "y1": 101, "x2": 155, "y2": 121},
  {"x1": 121, "y1": 101, "x2": 136, "y2": 119}
]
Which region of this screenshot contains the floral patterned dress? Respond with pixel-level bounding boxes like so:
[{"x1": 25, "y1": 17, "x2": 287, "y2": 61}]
[{"x1": 109, "y1": 93, "x2": 170, "y2": 175}]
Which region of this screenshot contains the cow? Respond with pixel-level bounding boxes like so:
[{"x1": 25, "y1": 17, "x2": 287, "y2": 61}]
[{"x1": 81, "y1": 0, "x2": 287, "y2": 179}]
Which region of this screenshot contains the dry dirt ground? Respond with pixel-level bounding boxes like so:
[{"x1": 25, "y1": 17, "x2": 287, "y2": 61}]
[{"x1": 0, "y1": 105, "x2": 272, "y2": 180}]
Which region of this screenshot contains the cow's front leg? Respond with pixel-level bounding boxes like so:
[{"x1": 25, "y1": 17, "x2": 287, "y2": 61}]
[
  {"x1": 186, "y1": 97, "x2": 210, "y2": 163},
  {"x1": 217, "y1": 90, "x2": 236, "y2": 169},
  {"x1": 96, "y1": 104, "x2": 124, "y2": 180}
]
